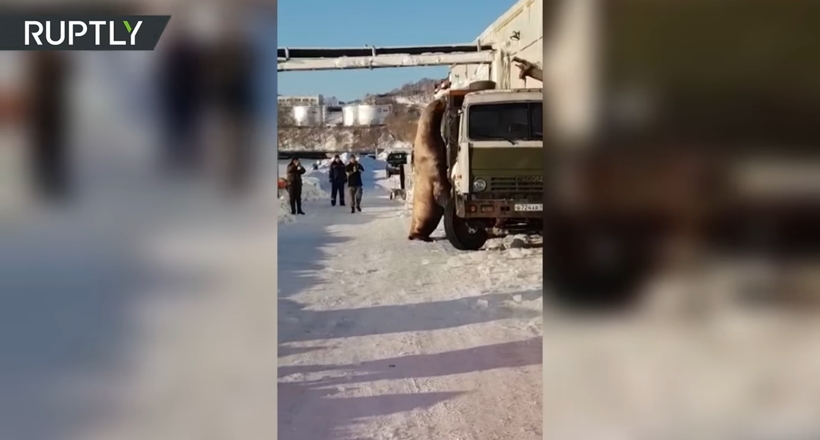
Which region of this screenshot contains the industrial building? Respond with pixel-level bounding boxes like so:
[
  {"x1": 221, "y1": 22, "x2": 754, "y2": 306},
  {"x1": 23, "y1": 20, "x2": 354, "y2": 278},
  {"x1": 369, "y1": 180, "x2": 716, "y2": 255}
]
[
  {"x1": 278, "y1": 94, "x2": 396, "y2": 128},
  {"x1": 449, "y1": 0, "x2": 543, "y2": 90},
  {"x1": 277, "y1": 94, "x2": 339, "y2": 107},
  {"x1": 290, "y1": 103, "x2": 392, "y2": 127}
]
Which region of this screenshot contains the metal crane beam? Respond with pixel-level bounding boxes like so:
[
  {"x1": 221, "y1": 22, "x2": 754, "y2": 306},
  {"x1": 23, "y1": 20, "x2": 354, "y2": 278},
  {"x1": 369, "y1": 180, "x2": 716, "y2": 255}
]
[
  {"x1": 278, "y1": 52, "x2": 494, "y2": 71},
  {"x1": 278, "y1": 43, "x2": 493, "y2": 59},
  {"x1": 278, "y1": 43, "x2": 495, "y2": 72}
]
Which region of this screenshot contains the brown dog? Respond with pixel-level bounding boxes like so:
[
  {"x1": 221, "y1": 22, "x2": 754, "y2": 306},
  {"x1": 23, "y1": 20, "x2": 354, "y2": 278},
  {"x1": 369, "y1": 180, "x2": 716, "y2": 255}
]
[{"x1": 408, "y1": 98, "x2": 451, "y2": 241}]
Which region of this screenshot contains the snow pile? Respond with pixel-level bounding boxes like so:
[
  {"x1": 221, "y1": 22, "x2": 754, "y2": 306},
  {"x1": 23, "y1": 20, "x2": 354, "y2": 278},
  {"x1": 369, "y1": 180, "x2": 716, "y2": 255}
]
[
  {"x1": 402, "y1": 166, "x2": 415, "y2": 214},
  {"x1": 277, "y1": 176, "x2": 329, "y2": 223},
  {"x1": 278, "y1": 197, "x2": 297, "y2": 223},
  {"x1": 301, "y1": 176, "x2": 327, "y2": 201}
]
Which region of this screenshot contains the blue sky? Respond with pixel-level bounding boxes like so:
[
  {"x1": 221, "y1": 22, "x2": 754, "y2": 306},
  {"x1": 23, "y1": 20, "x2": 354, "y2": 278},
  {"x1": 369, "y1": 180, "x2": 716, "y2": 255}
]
[{"x1": 277, "y1": 0, "x2": 516, "y2": 101}]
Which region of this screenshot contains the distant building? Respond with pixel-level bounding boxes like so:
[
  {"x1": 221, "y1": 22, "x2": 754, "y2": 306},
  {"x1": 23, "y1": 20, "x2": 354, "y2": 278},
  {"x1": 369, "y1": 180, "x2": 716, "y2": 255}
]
[
  {"x1": 278, "y1": 94, "x2": 339, "y2": 107},
  {"x1": 278, "y1": 95, "x2": 321, "y2": 106}
]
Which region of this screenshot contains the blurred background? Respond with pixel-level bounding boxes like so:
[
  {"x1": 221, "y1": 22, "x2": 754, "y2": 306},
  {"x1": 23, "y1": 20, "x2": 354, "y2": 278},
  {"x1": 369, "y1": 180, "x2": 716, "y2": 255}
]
[
  {"x1": 542, "y1": 0, "x2": 820, "y2": 438},
  {"x1": 0, "y1": 0, "x2": 277, "y2": 439}
]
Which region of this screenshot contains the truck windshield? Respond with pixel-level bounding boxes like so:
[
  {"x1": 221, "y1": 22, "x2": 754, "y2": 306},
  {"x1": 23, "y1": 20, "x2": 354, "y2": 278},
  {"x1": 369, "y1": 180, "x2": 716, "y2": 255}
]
[{"x1": 468, "y1": 102, "x2": 542, "y2": 142}]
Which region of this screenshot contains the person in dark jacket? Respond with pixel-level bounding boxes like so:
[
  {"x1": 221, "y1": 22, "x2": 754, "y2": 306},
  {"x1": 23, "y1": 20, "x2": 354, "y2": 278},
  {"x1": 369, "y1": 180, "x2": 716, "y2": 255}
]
[
  {"x1": 286, "y1": 157, "x2": 306, "y2": 215},
  {"x1": 30, "y1": 50, "x2": 69, "y2": 201},
  {"x1": 207, "y1": 34, "x2": 254, "y2": 192},
  {"x1": 158, "y1": 33, "x2": 204, "y2": 174},
  {"x1": 345, "y1": 155, "x2": 365, "y2": 213},
  {"x1": 328, "y1": 155, "x2": 347, "y2": 206}
]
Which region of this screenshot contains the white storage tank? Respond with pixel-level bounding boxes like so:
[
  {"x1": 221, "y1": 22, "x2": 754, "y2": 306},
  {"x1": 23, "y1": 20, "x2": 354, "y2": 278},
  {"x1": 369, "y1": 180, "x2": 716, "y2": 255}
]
[
  {"x1": 342, "y1": 105, "x2": 358, "y2": 126},
  {"x1": 376, "y1": 104, "x2": 391, "y2": 125},
  {"x1": 356, "y1": 104, "x2": 383, "y2": 126},
  {"x1": 292, "y1": 105, "x2": 323, "y2": 126}
]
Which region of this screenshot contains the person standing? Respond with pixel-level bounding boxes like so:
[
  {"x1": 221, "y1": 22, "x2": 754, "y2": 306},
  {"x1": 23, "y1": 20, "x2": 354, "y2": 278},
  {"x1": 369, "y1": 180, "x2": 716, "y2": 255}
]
[
  {"x1": 345, "y1": 155, "x2": 365, "y2": 213},
  {"x1": 328, "y1": 155, "x2": 347, "y2": 206},
  {"x1": 286, "y1": 157, "x2": 306, "y2": 215},
  {"x1": 207, "y1": 29, "x2": 254, "y2": 193},
  {"x1": 29, "y1": 50, "x2": 69, "y2": 201},
  {"x1": 158, "y1": 31, "x2": 204, "y2": 175}
]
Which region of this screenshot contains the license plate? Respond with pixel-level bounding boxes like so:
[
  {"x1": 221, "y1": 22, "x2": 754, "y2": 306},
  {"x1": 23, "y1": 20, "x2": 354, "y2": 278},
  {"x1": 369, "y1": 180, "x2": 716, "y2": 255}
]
[{"x1": 514, "y1": 203, "x2": 543, "y2": 212}]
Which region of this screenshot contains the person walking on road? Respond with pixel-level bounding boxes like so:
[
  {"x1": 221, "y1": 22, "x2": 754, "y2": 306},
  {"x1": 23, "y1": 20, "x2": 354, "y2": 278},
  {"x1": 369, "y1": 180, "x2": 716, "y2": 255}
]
[
  {"x1": 328, "y1": 155, "x2": 347, "y2": 207},
  {"x1": 286, "y1": 157, "x2": 306, "y2": 215},
  {"x1": 345, "y1": 155, "x2": 365, "y2": 213}
]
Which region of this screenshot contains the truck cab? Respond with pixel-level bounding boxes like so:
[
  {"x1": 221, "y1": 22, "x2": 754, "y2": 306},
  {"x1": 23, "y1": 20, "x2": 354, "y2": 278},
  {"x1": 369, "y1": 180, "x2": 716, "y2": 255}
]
[{"x1": 442, "y1": 85, "x2": 543, "y2": 250}]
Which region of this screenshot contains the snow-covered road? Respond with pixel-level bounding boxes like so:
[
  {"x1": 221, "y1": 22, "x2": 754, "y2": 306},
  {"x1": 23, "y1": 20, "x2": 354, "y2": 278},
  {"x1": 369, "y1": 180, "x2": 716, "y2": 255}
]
[{"x1": 277, "y1": 161, "x2": 543, "y2": 439}]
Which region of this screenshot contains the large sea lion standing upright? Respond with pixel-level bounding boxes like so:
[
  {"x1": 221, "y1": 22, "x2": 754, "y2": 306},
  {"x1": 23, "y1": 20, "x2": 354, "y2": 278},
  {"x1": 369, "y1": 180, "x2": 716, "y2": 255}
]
[{"x1": 408, "y1": 98, "x2": 451, "y2": 241}]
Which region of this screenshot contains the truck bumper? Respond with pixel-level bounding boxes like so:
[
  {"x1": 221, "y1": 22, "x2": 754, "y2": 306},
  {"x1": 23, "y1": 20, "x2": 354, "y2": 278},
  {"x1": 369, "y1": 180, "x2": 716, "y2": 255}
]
[{"x1": 458, "y1": 198, "x2": 544, "y2": 219}]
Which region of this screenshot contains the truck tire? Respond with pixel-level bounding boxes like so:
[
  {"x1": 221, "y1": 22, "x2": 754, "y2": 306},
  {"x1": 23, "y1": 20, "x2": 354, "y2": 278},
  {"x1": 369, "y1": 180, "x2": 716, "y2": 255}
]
[
  {"x1": 467, "y1": 80, "x2": 496, "y2": 91},
  {"x1": 544, "y1": 219, "x2": 651, "y2": 309},
  {"x1": 444, "y1": 198, "x2": 488, "y2": 251}
]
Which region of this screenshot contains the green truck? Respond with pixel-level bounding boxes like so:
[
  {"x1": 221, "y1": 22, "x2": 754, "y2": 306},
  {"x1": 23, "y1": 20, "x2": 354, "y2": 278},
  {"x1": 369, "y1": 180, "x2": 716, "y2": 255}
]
[{"x1": 440, "y1": 82, "x2": 543, "y2": 250}]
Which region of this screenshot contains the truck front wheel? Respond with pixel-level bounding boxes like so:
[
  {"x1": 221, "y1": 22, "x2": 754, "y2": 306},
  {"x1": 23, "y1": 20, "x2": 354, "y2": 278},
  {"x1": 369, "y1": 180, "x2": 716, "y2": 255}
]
[{"x1": 444, "y1": 198, "x2": 488, "y2": 251}]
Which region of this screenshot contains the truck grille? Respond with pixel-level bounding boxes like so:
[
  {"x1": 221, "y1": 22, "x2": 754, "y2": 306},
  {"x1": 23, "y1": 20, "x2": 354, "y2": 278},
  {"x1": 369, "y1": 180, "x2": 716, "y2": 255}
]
[{"x1": 488, "y1": 176, "x2": 542, "y2": 192}]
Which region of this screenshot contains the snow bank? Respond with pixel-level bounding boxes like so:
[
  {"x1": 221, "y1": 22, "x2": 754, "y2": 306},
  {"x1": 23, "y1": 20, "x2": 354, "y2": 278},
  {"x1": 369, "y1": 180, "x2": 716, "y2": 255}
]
[
  {"x1": 402, "y1": 166, "x2": 415, "y2": 214},
  {"x1": 300, "y1": 176, "x2": 327, "y2": 201},
  {"x1": 278, "y1": 175, "x2": 329, "y2": 223}
]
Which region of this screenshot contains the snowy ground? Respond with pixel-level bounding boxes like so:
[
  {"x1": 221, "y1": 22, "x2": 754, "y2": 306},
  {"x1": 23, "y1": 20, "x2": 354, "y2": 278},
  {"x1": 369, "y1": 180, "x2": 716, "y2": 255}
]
[
  {"x1": 542, "y1": 262, "x2": 820, "y2": 440},
  {"x1": 277, "y1": 158, "x2": 820, "y2": 440},
  {"x1": 277, "y1": 159, "x2": 543, "y2": 439}
]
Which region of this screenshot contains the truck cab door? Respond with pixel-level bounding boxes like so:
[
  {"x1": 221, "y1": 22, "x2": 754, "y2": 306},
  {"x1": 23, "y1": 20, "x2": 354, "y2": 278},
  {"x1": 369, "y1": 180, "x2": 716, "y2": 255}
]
[{"x1": 454, "y1": 108, "x2": 471, "y2": 195}]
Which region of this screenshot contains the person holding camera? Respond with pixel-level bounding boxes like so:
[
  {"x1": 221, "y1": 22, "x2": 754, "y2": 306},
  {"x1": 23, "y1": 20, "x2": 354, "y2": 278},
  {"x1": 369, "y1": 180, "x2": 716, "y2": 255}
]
[
  {"x1": 286, "y1": 157, "x2": 307, "y2": 215},
  {"x1": 345, "y1": 155, "x2": 365, "y2": 213}
]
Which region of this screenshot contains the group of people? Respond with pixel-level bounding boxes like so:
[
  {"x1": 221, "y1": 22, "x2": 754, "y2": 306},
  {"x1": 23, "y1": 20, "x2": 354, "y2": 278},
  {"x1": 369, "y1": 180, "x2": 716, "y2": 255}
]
[
  {"x1": 328, "y1": 155, "x2": 365, "y2": 213},
  {"x1": 284, "y1": 154, "x2": 366, "y2": 216}
]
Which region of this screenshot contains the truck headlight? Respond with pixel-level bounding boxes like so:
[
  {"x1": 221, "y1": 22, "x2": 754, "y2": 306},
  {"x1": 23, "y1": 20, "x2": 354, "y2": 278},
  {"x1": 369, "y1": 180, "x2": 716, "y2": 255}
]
[{"x1": 472, "y1": 178, "x2": 487, "y2": 192}]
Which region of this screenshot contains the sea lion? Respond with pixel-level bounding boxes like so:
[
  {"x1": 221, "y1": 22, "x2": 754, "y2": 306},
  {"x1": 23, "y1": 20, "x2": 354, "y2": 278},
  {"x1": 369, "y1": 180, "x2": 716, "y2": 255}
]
[{"x1": 408, "y1": 98, "x2": 452, "y2": 241}]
